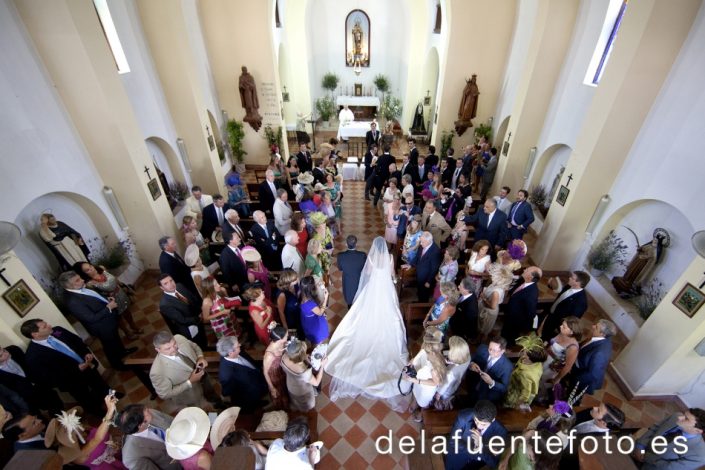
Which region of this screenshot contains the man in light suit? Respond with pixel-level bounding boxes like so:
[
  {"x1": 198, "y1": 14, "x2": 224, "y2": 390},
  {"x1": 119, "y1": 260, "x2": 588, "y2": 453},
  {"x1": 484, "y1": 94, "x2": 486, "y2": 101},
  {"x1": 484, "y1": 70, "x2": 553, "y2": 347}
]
[
  {"x1": 220, "y1": 231, "x2": 248, "y2": 294},
  {"x1": 633, "y1": 409, "x2": 705, "y2": 469},
  {"x1": 157, "y1": 274, "x2": 206, "y2": 348},
  {"x1": 216, "y1": 336, "x2": 268, "y2": 412},
  {"x1": 336, "y1": 235, "x2": 367, "y2": 308},
  {"x1": 506, "y1": 189, "x2": 535, "y2": 241},
  {"x1": 467, "y1": 336, "x2": 512, "y2": 406},
  {"x1": 183, "y1": 185, "x2": 213, "y2": 227},
  {"x1": 273, "y1": 188, "x2": 293, "y2": 235},
  {"x1": 479, "y1": 147, "x2": 498, "y2": 201},
  {"x1": 248, "y1": 210, "x2": 282, "y2": 271},
  {"x1": 450, "y1": 277, "x2": 479, "y2": 340},
  {"x1": 446, "y1": 400, "x2": 508, "y2": 470},
  {"x1": 463, "y1": 198, "x2": 508, "y2": 251},
  {"x1": 149, "y1": 331, "x2": 216, "y2": 413},
  {"x1": 493, "y1": 186, "x2": 512, "y2": 216},
  {"x1": 539, "y1": 270, "x2": 590, "y2": 341},
  {"x1": 158, "y1": 236, "x2": 198, "y2": 296},
  {"x1": 59, "y1": 271, "x2": 134, "y2": 369},
  {"x1": 282, "y1": 230, "x2": 305, "y2": 277},
  {"x1": 567, "y1": 319, "x2": 616, "y2": 396},
  {"x1": 421, "y1": 200, "x2": 451, "y2": 247},
  {"x1": 258, "y1": 169, "x2": 278, "y2": 216},
  {"x1": 405, "y1": 231, "x2": 442, "y2": 302},
  {"x1": 501, "y1": 266, "x2": 541, "y2": 346},
  {"x1": 118, "y1": 404, "x2": 181, "y2": 470},
  {"x1": 20, "y1": 319, "x2": 109, "y2": 415},
  {"x1": 365, "y1": 121, "x2": 380, "y2": 149}
]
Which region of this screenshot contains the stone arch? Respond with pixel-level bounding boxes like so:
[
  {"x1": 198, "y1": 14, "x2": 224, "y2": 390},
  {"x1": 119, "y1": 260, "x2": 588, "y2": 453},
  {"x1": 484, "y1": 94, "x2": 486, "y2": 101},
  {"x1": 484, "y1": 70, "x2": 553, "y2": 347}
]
[
  {"x1": 494, "y1": 115, "x2": 511, "y2": 149},
  {"x1": 590, "y1": 199, "x2": 693, "y2": 288},
  {"x1": 421, "y1": 46, "x2": 440, "y2": 140},
  {"x1": 530, "y1": 143, "x2": 573, "y2": 204},
  {"x1": 145, "y1": 136, "x2": 188, "y2": 189},
  {"x1": 12, "y1": 191, "x2": 119, "y2": 286}
]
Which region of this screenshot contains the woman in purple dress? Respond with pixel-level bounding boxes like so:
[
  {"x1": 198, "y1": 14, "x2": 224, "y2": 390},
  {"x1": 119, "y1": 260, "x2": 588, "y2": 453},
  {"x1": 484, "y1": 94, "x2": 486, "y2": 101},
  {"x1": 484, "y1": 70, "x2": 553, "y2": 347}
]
[{"x1": 299, "y1": 276, "x2": 329, "y2": 346}]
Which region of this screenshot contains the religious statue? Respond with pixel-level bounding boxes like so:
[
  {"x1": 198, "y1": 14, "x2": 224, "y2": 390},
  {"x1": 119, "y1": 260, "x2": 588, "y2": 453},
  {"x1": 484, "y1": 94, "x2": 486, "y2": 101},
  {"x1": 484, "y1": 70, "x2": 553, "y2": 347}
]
[
  {"x1": 39, "y1": 213, "x2": 90, "y2": 271},
  {"x1": 410, "y1": 102, "x2": 426, "y2": 134},
  {"x1": 612, "y1": 228, "x2": 670, "y2": 297},
  {"x1": 238, "y1": 66, "x2": 262, "y2": 132},
  {"x1": 454, "y1": 74, "x2": 480, "y2": 136},
  {"x1": 352, "y1": 21, "x2": 363, "y2": 57}
]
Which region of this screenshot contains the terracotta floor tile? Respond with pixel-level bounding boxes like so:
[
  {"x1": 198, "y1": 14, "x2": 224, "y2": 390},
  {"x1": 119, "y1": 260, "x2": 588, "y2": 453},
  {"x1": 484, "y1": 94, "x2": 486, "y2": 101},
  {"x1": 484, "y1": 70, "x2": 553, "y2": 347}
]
[
  {"x1": 345, "y1": 424, "x2": 368, "y2": 449},
  {"x1": 342, "y1": 451, "x2": 369, "y2": 469},
  {"x1": 345, "y1": 401, "x2": 367, "y2": 422}
]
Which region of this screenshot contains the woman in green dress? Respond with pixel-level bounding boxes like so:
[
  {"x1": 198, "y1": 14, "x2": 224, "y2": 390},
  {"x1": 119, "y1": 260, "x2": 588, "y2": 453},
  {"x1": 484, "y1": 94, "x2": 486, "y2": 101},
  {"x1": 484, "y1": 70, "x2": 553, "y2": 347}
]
[{"x1": 504, "y1": 334, "x2": 547, "y2": 411}]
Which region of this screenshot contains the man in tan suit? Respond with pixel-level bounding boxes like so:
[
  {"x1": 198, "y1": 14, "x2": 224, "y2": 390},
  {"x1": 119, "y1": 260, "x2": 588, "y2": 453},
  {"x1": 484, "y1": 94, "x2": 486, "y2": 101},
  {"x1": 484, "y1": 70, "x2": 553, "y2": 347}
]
[
  {"x1": 183, "y1": 185, "x2": 213, "y2": 226},
  {"x1": 421, "y1": 200, "x2": 451, "y2": 247},
  {"x1": 149, "y1": 330, "x2": 217, "y2": 412}
]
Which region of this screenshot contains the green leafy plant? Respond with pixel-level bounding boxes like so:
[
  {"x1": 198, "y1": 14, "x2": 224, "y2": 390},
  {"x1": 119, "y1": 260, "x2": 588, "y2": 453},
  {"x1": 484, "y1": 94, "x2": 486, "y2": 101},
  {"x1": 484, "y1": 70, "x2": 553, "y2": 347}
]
[
  {"x1": 315, "y1": 96, "x2": 336, "y2": 121},
  {"x1": 321, "y1": 73, "x2": 339, "y2": 94},
  {"x1": 263, "y1": 125, "x2": 283, "y2": 150},
  {"x1": 373, "y1": 74, "x2": 390, "y2": 96},
  {"x1": 632, "y1": 277, "x2": 664, "y2": 320},
  {"x1": 379, "y1": 95, "x2": 403, "y2": 121},
  {"x1": 588, "y1": 230, "x2": 629, "y2": 272},
  {"x1": 529, "y1": 184, "x2": 548, "y2": 208},
  {"x1": 226, "y1": 119, "x2": 247, "y2": 163},
  {"x1": 216, "y1": 141, "x2": 226, "y2": 164},
  {"x1": 474, "y1": 123, "x2": 493, "y2": 142},
  {"x1": 169, "y1": 181, "x2": 189, "y2": 201},
  {"x1": 440, "y1": 130, "x2": 455, "y2": 158},
  {"x1": 87, "y1": 236, "x2": 135, "y2": 270}
]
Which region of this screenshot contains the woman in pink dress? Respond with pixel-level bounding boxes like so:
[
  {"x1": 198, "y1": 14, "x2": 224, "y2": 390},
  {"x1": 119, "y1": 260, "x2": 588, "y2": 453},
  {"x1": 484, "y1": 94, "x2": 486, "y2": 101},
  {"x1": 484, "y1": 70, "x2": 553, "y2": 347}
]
[{"x1": 243, "y1": 247, "x2": 271, "y2": 299}]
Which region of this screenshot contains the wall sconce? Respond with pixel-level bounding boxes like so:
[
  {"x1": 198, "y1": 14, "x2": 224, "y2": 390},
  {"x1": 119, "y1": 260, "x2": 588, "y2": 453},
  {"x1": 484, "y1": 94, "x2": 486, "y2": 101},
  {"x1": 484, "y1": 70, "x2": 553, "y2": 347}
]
[
  {"x1": 102, "y1": 186, "x2": 128, "y2": 229},
  {"x1": 585, "y1": 194, "x2": 610, "y2": 235},
  {"x1": 221, "y1": 109, "x2": 229, "y2": 124},
  {"x1": 523, "y1": 147, "x2": 537, "y2": 180},
  {"x1": 176, "y1": 138, "x2": 192, "y2": 173}
]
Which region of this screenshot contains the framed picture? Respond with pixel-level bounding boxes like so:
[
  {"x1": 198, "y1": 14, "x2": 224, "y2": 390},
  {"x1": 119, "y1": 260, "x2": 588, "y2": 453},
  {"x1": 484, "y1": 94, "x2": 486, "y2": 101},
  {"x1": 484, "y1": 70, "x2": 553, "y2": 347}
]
[
  {"x1": 502, "y1": 141, "x2": 510, "y2": 156},
  {"x1": 147, "y1": 178, "x2": 162, "y2": 201},
  {"x1": 424, "y1": 96, "x2": 431, "y2": 106},
  {"x1": 673, "y1": 283, "x2": 705, "y2": 318},
  {"x1": 207, "y1": 135, "x2": 215, "y2": 151},
  {"x1": 282, "y1": 91, "x2": 290, "y2": 102},
  {"x1": 556, "y1": 185, "x2": 570, "y2": 206},
  {"x1": 354, "y1": 83, "x2": 363, "y2": 97},
  {"x1": 345, "y1": 10, "x2": 370, "y2": 67},
  {"x1": 3, "y1": 279, "x2": 39, "y2": 318}
]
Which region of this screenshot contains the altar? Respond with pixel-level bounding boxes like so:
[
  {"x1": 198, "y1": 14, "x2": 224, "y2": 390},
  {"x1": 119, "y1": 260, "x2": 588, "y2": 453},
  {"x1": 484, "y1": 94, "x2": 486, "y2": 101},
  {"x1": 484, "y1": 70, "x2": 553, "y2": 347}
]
[
  {"x1": 336, "y1": 95, "x2": 380, "y2": 120},
  {"x1": 337, "y1": 121, "x2": 373, "y2": 140}
]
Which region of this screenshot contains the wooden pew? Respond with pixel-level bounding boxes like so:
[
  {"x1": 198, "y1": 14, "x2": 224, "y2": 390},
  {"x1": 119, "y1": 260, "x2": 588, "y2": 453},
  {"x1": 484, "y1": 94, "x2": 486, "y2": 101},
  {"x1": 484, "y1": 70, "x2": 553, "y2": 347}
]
[
  {"x1": 403, "y1": 302, "x2": 433, "y2": 336},
  {"x1": 422, "y1": 407, "x2": 544, "y2": 435}
]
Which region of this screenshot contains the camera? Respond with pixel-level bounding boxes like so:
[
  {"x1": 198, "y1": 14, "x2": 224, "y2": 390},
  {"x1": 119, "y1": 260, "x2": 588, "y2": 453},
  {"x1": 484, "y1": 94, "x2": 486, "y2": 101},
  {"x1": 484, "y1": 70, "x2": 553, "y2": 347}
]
[
  {"x1": 403, "y1": 364, "x2": 417, "y2": 379},
  {"x1": 108, "y1": 389, "x2": 116, "y2": 398}
]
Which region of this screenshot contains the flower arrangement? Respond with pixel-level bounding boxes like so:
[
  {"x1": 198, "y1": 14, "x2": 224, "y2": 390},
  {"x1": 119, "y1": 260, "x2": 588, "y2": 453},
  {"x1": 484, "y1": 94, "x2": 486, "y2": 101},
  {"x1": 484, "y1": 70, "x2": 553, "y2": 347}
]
[
  {"x1": 588, "y1": 230, "x2": 629, "y2": 272},
  {"x1": 379, "y1": 95, "x2": 403, "y2": 122},
  {"x1": 321, "y1": 73, "x2": 339, "y2": 94},
  {"x1": 264, "y1": 125, "x2": 283, "y2": 151},
  {"x1": 440, "y1": 130, "x2": 454, "y2": 158},
  {"x1": 87, "y1": 236, "x2": 135, "y2": 270},
  {"x1": 226, "y1": 119, "x2": 247, "y2": 163},
  {"x1": 373, "y1": 74, "x2": 390, "y2": 96},
  {"x1": 529, "y1": 184, "x2": 548, "y2": 208},
  {"x1": 168, "y1": 181, "x2": 189, "y2": 201},
  {"x1": 632, "y1": 277, "x2": 664, "y2": 320},
  {"x1": 507, "y1": 239, "x2": 527, "y2": 261}
]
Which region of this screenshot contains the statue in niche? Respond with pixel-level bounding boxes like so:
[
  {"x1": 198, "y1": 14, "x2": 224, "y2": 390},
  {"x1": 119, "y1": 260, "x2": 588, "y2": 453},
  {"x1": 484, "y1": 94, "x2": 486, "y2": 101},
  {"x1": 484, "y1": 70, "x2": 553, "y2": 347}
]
[
  {"x1": 238, "y1": 66, "x2": 262, "y2": 132},
  {"x1": 410, "y1": 102, "x2": 426, "y2": 134},
  {"x1": 39, "y1": 213, "x2": 90, "y2": 271},
  {"x1": 612, "y1": 228, "x2": 670, "y2": 298},
  {"x1": 352, "y1": 21, "x2": 363, "y2": 57},
  {"x1": 455, "y1": 74, "x2": 479, "y2": 136},
  {"x1": 547, "y1": 166, "x2": 566, "y2": 206}
]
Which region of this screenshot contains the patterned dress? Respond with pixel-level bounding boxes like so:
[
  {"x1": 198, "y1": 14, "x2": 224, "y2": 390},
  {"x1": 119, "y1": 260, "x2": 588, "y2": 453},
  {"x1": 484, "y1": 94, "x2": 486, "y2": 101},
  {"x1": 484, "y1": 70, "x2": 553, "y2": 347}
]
[
  {"x1": 209, "y1": 295, "x2": 242, "y2": 338},
  {"x1": 88, "y1": 271, "x2": 129, "y2": 315},
  {"x1": 265, "y1": 350, "x2": 289, "y2": 410}
]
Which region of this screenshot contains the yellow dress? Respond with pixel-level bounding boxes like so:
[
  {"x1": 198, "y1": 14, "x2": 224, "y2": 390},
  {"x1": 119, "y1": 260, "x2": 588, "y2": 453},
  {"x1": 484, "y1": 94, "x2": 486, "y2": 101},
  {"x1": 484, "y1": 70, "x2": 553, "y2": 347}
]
[{"x1": 504, "y1": 361, "x2": 544, "y2": 408}]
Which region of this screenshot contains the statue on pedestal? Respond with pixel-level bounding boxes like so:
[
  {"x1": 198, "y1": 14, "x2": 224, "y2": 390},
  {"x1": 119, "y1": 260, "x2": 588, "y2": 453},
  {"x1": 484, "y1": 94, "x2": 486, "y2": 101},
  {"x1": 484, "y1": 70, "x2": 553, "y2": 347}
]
[
  {"x1": 455, "y1": 74, "x2": 479, "y2": 136},
  {"x1": 238, "y1": 66, "x2": 262, "y2": 132},
  {"x1": 612, "y1": 228, "x2": 670, "y2": 298},
  {"x1": 410, "y1": 102, "x2": 426, "y2": 135},
  {"x1": 39, "y1": 213, "x2": 90, "y2": 271}
]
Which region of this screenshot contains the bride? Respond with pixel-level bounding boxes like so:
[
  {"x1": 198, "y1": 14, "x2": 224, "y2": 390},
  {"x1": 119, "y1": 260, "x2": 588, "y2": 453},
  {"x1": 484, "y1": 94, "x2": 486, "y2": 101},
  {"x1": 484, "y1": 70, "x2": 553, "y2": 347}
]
[{"x1": 325, "y1": 236, "x2": 410, "y2": 410}]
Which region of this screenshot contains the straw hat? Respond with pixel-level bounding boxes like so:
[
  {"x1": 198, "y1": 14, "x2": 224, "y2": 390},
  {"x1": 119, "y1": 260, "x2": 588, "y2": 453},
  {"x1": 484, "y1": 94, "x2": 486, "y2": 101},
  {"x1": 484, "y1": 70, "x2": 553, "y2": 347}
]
[
  {"x1": 184, "y1": 244, "x2": 200, "y2": 267},
  {"x1": 309, "y1": 211, "x2": 327, "y2": 228},
  {"x1": 313, "y1": 183, "x2": 326, "y2": 192},
  {"x1": 240, "y1": 246, "x2": 261, "y2": 263},
  {"x1": 423, "y1": 326, "x2": 443, "y2": 344},
  {"x1": 44, "y1": 407, "x2": 84, "y2": 464},
  {"x1": 297, "y1": 172, "x2": 314, "y2": 185},
  {"x1": 209, "y1": 407, "x2": 241, "y2": 449},
  {"x1": 165, "y1": 407, "x2": 211, "y2": 461}
]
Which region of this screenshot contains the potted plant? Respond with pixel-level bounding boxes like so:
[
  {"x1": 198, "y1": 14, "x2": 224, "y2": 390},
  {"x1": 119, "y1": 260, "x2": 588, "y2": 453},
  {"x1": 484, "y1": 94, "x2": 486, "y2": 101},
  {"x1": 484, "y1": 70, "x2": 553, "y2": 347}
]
[
  {"x1": 474, "y1": 123, "x2": 492, "y2": 143},
  {"x1": 168, "y1": 181, "x2": 189, "y2": 202},
  {"x1": 315, "y1": 96, "x2": 336, "y2": 127},
  {"x1": 632, "y1": 277, "x2": 664, "y2": 320},
  {"x1": 529, "y1": 184, "x2": 549, "y2": 217},
  {"x1": 87, "y1": 236, "x2": 135, "y2": 276},
  {"x1": 321, "y1": 73, "x2": 339, "y2": 96},
  {"x1": 263, "y1": 125, "x2": 283, "y2": 151},
  {"x1": 379, "y1": 95, "x2": 403, "y2": 124},
  {"x1": 441, "y1": 130, "x2": 454, "y2": 158},
  {"x1": 226, "y1": 119, "x2": 247, "y2": 169},
  {"x1": 588, "y1": 230, "x2": 629, "y2": 276},
  {"x1": 373, "y1": 74, "x2": 390, "y2": 98}
]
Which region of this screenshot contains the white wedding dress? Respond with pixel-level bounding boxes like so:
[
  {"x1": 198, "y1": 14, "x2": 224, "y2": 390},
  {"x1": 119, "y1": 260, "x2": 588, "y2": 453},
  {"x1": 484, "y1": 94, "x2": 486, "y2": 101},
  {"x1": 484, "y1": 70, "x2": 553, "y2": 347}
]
[{"x1": 325, "y1": 237, "x2": 410, "y2": 411}]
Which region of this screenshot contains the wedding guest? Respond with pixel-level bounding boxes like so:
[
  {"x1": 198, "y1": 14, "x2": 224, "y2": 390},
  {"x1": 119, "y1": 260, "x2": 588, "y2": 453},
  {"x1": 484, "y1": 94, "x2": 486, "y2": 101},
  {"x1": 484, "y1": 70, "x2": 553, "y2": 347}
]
[
  {"x1": 117, "y1": 404, "x2": 180, "y2": 470},
  {"x1": 385, "y1": 197, "x2": 402, "y2": 248},
  {"x1": 477, "y1": 264, "x2": 514, "y2": 338},
  {"x1": 299, "y1": 276, "x2": 329, "y2": 347},
  {"x1": 182, "y1": 215, "x2": 210, "y2": 264},
  {"x1": 401, "y1": 215, "x2": 423, "y2": 265},
  {"x1": 164, "y1": 407, "x2": 214, "y2": 469},
  {"x1": 184, "y1": 244, "x2": 214, "y2": 298},
  {"x1": 263, "y1": 324, "x2": 290, "y2": 410},
  {"x1": 310, "y1": 212, "x2": 333, "y2": 276},
  {"x1": 265, "y1": 417, "x2": 320, "y2": 468},
  {"x1": 540, "y1": 316, "x2": 582, "y2": 396},
  {"x1": 433, "y1": 246, "x2": 460, "y2": 300},
  {"x1": 281, "y1": 339, "x2": 326, "y2": 412},
  {"x1": 273, "y1": 189, "x2": 293, "y2": 235},
  {"x1": 291, "y1": 213, "x2": 309, "y2": 258},
  {"x1": 242, "y1": 286, "x2": 274, "y2": 346},
  {"x1": 216, "y1": 336, "x2": 268, "y2": 412},
  {"x1": 218, "y1": 429, "x2": 268, "y2": 470},
  {"x1": 282, "y1": 230, "x2": 305, "y2": 277},
  {"x1": 324, "y1": 173, "x2": 342, "y2": 235},
  {"x1": 465, "y1": 240, "x2": 492, "y2": 297},
  {"x1": 423, "y1": 282, "x2": 459, "y2": 336},
  {"x1": 200, "y1": 278, "x2": 242, "y2": 339},
  {"x1": 468, "y1": 336, "x2": 512, "y2": 405},
  {"x1": 403, "y1": 327, "x2": 446, "y2": 422},
  {"x1": 433, "y1": 336, "x2": 471, "y2": 410},
  {"x1": 274, "y1": 269, "x2": 302, "y2": 334},
  {"x1": 504, "y1": 334, "x2": 547, "y2": 411},
  {"x1": 446, "y1": 400, "x2": 508, "y2": 470},
  {"x1": 243, "y1": 247, "x2": 272, "y2": 300},
  {"x1": 382, "y1": 177, "x2": 401, "y2": 217}
]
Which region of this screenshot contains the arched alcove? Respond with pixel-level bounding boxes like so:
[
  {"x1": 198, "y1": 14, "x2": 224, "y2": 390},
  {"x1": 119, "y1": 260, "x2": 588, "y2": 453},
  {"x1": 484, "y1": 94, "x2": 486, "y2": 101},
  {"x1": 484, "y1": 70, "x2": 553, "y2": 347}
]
[
  {"x1": 591, "y1": 199, "x2": 693, "y2": 290},
  {"x1": 420, "y1": 47, "x2": 440, "y2": 140},
  {"x1": 12, "y1": 191, "x2": 119, "y2": 289},
  {"x1": 145, "y1": 136, "x2": 187, "y2": 189},
  {"x1": 530, "y1": 143, "x2": 573, "y2": 205},
  {"x1": 495, "y1": 115, "x2": 511, "y2": 149},
  {"x1": 207, "y1": 110, "x2": 227, "y2": 167}
]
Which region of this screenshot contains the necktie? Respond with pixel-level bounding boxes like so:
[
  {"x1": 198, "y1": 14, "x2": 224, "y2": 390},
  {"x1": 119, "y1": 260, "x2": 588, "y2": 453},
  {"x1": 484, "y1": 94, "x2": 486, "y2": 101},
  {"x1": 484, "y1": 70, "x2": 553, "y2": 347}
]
[
  {"x1": 177, "y1": 352, "x2": 196, "y2": 369},
  {"x1": 175, "y1": 291, "x2": 189, "y2": 304},
  {"x1": 199, "y1": 198, "x2": 204, "y2": 210},
  {"x1": 217, "y1": 207, "x2": 224, "y2": 225},
  {"x1": 511, "y1": 202, "x2": 520, "y2": 223},
  {"x1": 150, "y1": 426, "x2": 166, "y2": 441},
  {"x1": 46, "y1": 337, "x2": 84, "y2": 364},
  {"x1": 79, "y1": 288, "x2": 108, "y2": 303},
  {"x1": 235, "y1": 248, "x2": 244, "y2": 263},
  {"x1": 235, "y1": 225, "x2": 244, "y2": 240},
  {"x1": 262, "y1": 224, "x2": 269, "y2": 238}
]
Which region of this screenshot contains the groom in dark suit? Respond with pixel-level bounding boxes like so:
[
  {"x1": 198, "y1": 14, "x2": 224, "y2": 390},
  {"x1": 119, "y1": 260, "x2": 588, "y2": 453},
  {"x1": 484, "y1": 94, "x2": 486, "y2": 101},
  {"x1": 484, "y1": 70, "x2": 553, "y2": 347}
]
[
  {"x1": 506, "y1": 189, "x2": 535, "y2": 241},
  {"x1": 0, "y1": 344, "x2": 63, "y2": 415},
  {"x1": 216, "y1": 336, "x2": 268, "y2": 412},
  {"x1": 337, "y1": 235, "x2": 367, "y2": 308},
  {"x1": 463, "y1": 198, "x2": 508, "y2": 251},
  {"x1": 501, "y1": 266, "x2": 541, "y2": 346},
  {"x1": 365, "y1": 121, "x2": 381, "y2": 149},
  {"x1": 446, "y1": 400, "x2": 508, "y2": 470}
]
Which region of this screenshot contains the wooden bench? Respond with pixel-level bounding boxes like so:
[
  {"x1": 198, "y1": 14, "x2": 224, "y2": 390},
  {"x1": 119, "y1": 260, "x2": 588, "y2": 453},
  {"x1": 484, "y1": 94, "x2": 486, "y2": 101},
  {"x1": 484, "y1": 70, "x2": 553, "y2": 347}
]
[
  {"x1": 422, "y1": 407, "x2": 544, "y2": 436},
  {"x1": 403, "y1": 302, "x2": 433, "y2": 336}
]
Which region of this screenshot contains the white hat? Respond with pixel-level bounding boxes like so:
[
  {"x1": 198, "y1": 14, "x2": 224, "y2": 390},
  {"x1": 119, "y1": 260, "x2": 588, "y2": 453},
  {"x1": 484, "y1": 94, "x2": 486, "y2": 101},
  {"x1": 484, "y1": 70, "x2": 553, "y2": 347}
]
[
  {"x1": 184, "y1": 244, "x2": 200, "y2": 267},
  {"x1": 297, "y1": 172, "x2": 314, "y2": 185},
  {"x1": 313, "y1": 183, "x2": 326, "y2": 192},
  {"x1": 209, "y1": 407, "x2": 241, "y2": 449},
  {"x1": 240, "y1": 246, "x2": 261, "y2": 263},
  {"x1": 166, "y1": 407, "x2": 211, "y2": 460}
]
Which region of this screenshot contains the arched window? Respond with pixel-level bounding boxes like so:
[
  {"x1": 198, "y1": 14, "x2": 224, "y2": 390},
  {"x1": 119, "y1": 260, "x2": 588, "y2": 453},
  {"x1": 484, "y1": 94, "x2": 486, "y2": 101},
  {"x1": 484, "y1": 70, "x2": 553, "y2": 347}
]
[
  {"x1": 433, "y1": 3, "x2": 442, "y2": 34},
  {"x1": 584, "y1": 0, "x2": 628, "y2": 86}
]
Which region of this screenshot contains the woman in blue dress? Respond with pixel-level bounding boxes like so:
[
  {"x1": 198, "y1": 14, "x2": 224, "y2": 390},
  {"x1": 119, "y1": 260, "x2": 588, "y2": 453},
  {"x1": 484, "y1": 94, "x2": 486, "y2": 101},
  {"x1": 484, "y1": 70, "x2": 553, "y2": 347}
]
[
  {"x1": 402, "y1": 215, "x2": 423, "y2": 265},
  {"x1": 274, "y1": 269, "x2": 303, "y2": 340},
  {"x1": 299, "y1": 276, "x2": 329, "y2": 346},
  {"x1": 422, "y1": 282, "x2": 460, "y2": 336}
]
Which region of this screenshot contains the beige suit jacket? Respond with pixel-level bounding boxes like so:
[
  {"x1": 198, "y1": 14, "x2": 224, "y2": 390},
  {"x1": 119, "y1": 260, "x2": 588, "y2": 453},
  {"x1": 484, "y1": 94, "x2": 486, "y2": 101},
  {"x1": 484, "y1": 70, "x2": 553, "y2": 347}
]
[
  {"x1": 184, "y1": 194, "x2": 213, "y2": 220},
  {"x1": 149, "y1": 335, "x2": 205, "y2": 410},
  {"x1": 422, "y1": 211, "x2": 451, "y2": 247}
]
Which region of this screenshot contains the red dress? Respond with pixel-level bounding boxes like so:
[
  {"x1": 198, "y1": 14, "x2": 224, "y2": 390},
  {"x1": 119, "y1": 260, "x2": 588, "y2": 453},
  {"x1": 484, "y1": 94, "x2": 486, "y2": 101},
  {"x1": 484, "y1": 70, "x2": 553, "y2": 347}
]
[
  {"x1": 296, "y1": 229, "x2": 309, "y2": 258},
  {"x1": 249, "y1": 300, "x2": 273, "y2": 345},
  {"x1": 265, "y1": 350, "x2": 289, "y2": 409}
]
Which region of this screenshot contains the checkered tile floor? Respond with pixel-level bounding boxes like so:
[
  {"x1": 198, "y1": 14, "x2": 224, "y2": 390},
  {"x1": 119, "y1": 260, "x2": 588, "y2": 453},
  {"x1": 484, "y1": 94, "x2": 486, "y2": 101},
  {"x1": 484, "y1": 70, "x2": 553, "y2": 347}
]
[{"x1": 94, "y1": 173, "x2": 683, "y2": 469}]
